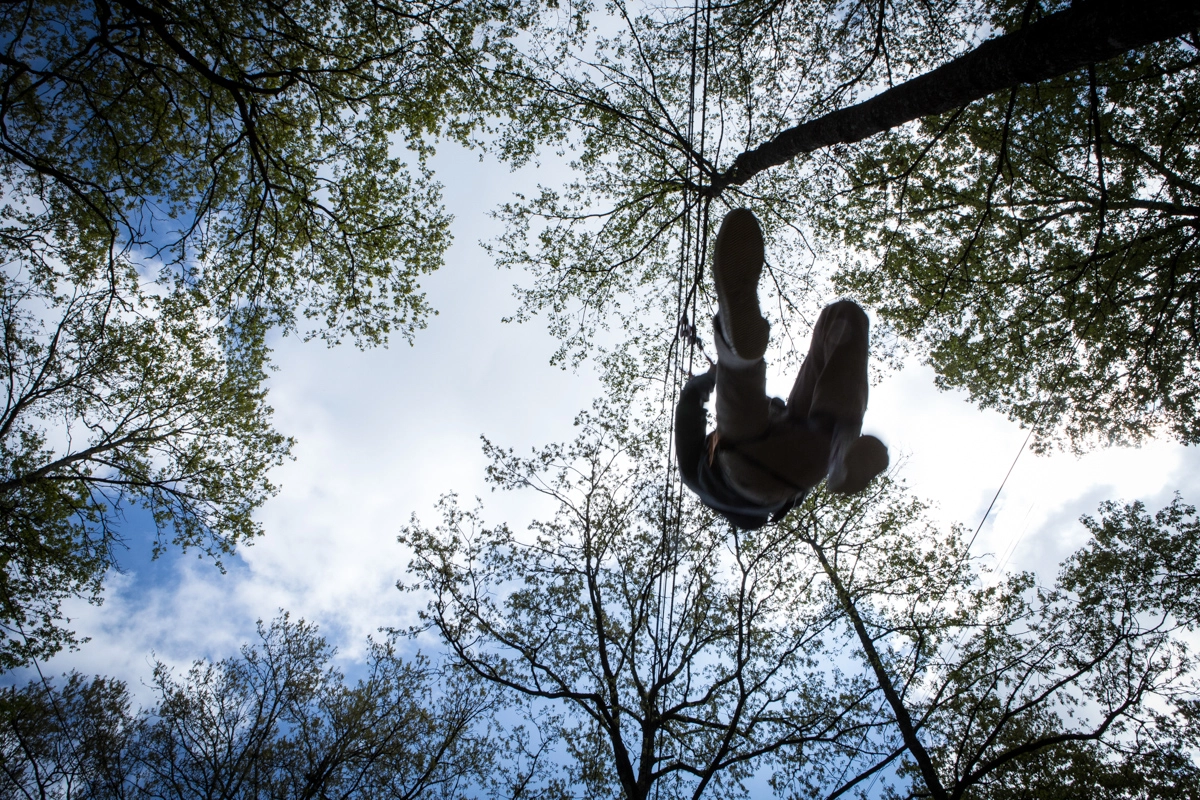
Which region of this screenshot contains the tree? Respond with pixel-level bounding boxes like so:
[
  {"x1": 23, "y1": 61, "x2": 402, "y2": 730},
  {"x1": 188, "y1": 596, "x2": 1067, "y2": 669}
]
[
  {"x1": 0, "y1": 273, "x2": 289, "y2": 668},
  {"x1": 401, "y1": 406, "x2": 874, "y2": 800},
  {"x1": 492, "y1": 0, "x2": 989, "y2": 368},
  {"x1": 402, "y1": 403, "x2": 1200, "y2": 799},
  {"x1": 827, "y1": 2, "x2": 1200, "y2": 448},
  {"x1": 0, "y1": 613, "x2": 510, "y2": 800},
  {"x1": 0, "y1": 671, "x2": 134, "y2": 800},
  {"x1": 0, "y1": 0, "x2": 537, "y2": 343},
  {"x1": 492, "y1": 0, "x2": 1199, "y2": 447},
  {"x1": 0, "y1": 0, "x2": 542, "y2": 668},
  {"x1": 705, "y1": 0, "x2": 1200, "y2": 194},
  {"x1": 783, "y1": 487, "x2": 1200, "y2": 799}
]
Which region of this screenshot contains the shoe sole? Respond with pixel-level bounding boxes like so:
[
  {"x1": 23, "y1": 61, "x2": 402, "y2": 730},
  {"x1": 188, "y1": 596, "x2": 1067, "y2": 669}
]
[
  {"x1": 713, "y1": 209, "x2": 769, "y2": 360},
  {"x1": 827, "y1": 435, "x2": 889, "y2": 495}
]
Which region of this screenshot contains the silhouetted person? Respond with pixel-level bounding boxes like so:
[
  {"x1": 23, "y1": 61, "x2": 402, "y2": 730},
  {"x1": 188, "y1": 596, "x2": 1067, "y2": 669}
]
[{"x1": 676, "y1": 209, "x2": 889, "y2": 529}]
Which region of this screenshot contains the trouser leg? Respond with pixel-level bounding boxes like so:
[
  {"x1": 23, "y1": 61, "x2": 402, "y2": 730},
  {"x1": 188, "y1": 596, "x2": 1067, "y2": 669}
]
[
  {"x1": 785, "y1": 300, "x2": 870, "y2": 434},
  {"x1": 787, "y1": 300, "x2": 887, "y2": 494},
  {"x1": 712, "y1": 314, "x2": 830, "y2": 504},
  {"x1": 712, "y1": 314, "x2": 771, "y2": 442}
]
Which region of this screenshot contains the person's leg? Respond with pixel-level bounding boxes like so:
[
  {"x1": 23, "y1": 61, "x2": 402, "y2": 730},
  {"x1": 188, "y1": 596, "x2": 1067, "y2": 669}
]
[
  {"x1": 712, "y1": 314, "x2": 772, "y2": 442},
  {"x1": 709, "y1": 209, "x2": 828, "y2": 504},
  {"x1": 785, "y1": 300, "x2": 870, "y2": 427},
  {"x1": 710, "y1": 209, "x2": 772, "y2": 443},
  {"x1": 711, "y1": 208, "x2": 769, "y2": 361},
  {"x1": 785, "y1": 300, "x2": 888, "y2": 494},
  {"x1": 713, "y1": 315, "x2": 828, "y2": 503}
]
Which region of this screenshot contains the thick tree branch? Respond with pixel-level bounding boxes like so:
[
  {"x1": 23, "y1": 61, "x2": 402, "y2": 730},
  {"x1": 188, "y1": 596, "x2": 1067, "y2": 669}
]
[{"x1": 705, "y1": 0, "x2": 1200, "y2": 195}]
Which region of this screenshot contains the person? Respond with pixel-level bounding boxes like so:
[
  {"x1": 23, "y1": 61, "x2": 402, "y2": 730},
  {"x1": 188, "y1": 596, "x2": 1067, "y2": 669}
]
[{"x1": 675, "y1": 208, "x2": 889, "y2": 529}]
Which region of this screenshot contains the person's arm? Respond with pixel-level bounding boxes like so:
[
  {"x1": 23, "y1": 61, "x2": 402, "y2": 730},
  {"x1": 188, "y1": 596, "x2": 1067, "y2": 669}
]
[{"x1": 675, "y1": 368, "x2": 716, "y2": 487}]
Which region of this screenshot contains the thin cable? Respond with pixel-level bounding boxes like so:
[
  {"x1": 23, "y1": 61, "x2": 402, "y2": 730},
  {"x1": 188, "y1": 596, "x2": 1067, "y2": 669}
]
[{"x1": 968, "y1": 423, "x2": 1036, "y2": 552}]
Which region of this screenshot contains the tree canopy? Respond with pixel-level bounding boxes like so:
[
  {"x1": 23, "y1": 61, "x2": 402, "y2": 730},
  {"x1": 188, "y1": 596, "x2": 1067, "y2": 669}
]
[
  {"x1": 492, "y1": 0, "x2": 1200, "y2": 448},
  {"x1": 4, "y1": 0, "x2": 1200, "y2": 796},
  {"x1": 0, "y1": 281, "x2": 287, "y2": 669},
  {"x1": 0, "y1": 0, "x2": 537, "y2": 342},
  {"x1": 0, "y1": 614, "x2": 516, "y2": 800},
  {"x1": 415, "y1": 1, "x2": 1200, "y2": 791},
  {"x1": 403, "y1": 407, "x2": 862, "y2": 800},
  {"x1": 828, "y1": 10, "x2": 1200, "y2": 448},
  {"x1": 0, "y1": 0, "x2": 541, "y2": 666}
]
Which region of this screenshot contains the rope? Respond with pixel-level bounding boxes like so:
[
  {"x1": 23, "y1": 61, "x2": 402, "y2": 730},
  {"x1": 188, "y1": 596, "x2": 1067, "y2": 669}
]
[
  {"x1": 651, "y1": 2, "x2": 713, "y2": 793},
  {"x1": 654, "y1": 0, "x2": 708, "y2": 626}
]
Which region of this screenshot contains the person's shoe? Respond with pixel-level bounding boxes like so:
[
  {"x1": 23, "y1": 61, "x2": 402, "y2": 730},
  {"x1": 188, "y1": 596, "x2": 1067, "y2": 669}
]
[
  {"x1": 712, "y1": 208, "x2": 769, "y2": 361},
  {"x1": 826, "y1": 434, "x2": 889, "y2": 495}
]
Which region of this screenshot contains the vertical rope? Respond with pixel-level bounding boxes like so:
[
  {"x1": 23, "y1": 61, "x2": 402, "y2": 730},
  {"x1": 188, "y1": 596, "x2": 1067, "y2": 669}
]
[{"x1": 653, "y1": 1, "x2": 711, "y2": 794}]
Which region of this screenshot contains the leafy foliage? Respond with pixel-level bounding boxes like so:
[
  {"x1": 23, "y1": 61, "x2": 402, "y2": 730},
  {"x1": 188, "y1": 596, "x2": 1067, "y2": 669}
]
[
  {"x1": 403, "y1": 403, "x2": 1200, "y2": 799},
  {"x1": 788, "y1": 487, "x2": 1200, "y2": 799},
  {"x1": 829, "y1": 2, "x2": 1200, "y2": 448},
  {"x1": 0, "y1": 268, "x2": 289, "y2": 668},
  {"x1": 0, "y1": 614, "x2": 508, "y2": 800},
  {"x1": 490, "y1": 0, "x2": 984, "y2": 372},
  {"x1": 0, "y1": 0, "x2": 543, "y2": 668},
  {"x1": 0, "y1": 0, "x2": 537, "y2": 343},
  {"x1": 494, "y1": 0, "x2": 1199, "y2": 449},
  {"x1": 402, "y1": 406, "x2": 873, "y2": 800}
]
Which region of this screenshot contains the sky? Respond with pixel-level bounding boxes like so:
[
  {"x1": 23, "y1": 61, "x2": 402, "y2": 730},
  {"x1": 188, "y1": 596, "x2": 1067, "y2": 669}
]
[{"x1": 34, "y1": 135, "x2": 1200, "y2": 713}]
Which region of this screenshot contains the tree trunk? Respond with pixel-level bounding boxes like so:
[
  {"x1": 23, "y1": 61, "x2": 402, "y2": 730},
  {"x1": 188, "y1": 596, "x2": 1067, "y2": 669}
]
[
  {"x1": 705, "y1": 0, "x2": 1200, "y2": 195},
  {"x1": 808, "y1": 538, "x2": 950, "y2": 800}
]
